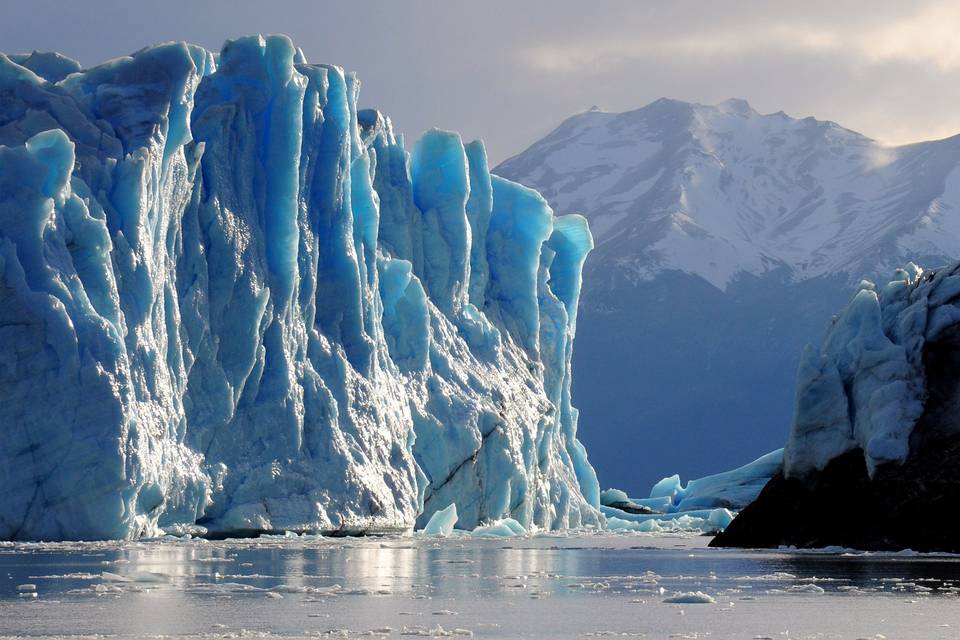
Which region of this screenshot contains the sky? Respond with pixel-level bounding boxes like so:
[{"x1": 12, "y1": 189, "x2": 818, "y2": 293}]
[{"x1": 3, "y1": 1, "x2": 960, "y2": 165}]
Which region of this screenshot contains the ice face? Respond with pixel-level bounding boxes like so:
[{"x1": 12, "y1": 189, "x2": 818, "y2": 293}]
[
  {"x1": 783, "y1": 264, "x2": 951, "y2": 478},
  {"x1": 0, "y1": 35, "x2": 601, "y2": 541}
]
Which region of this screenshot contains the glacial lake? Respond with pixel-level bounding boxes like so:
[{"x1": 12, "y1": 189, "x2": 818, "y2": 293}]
[{"x1": 3, "y1": 533, "x2": 960, "y2": 639}]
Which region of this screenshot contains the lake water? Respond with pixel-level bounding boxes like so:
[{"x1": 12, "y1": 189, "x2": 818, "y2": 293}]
[{"x1": 3, "y1": 532, "x2": 960, "y2": 639}]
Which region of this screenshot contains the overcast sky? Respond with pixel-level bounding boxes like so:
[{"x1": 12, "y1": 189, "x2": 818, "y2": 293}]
[{"x1": 3, "y1": 0, "x2": 960, "y2": 164}]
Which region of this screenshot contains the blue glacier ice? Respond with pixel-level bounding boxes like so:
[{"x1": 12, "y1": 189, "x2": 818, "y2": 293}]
[
  {"x1": 470, "y1": 517, "x2": 527, "y2": 537},
  {"x1": 674, "y1": 449, "x2": 782, "y2": 511},
  {"x1": 627, "y1": 449, "x2": 782, "y2": 514},
  {"x1": 597, "y1": 449, "x2": 782, "y2": 533},
  {"x1": 0, "y1": 35, "x2": 601, "y2": 541},
  {"x1": 655, "y1": 449, "x2": 784, "y2": 512},
  {"x1": 604, "y1": 508, "x2": 734, "y2": 533},
  {"x1": 421, "y1": 503, "x2": 458, "y2": 537},
  {"x1": 784, "y1": 263, "x2": 960, "y2": 478}
]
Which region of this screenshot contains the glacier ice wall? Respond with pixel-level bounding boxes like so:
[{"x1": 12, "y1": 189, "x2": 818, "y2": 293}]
[
  {"x1": 0, "y1": 35, "x2": 601, "y2": 540},
  {"x1": 783, "y1": 263, "x2": 960, "y2": 477}
]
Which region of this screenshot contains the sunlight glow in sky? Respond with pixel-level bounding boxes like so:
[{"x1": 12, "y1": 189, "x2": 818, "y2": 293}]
[{"x1": 2, "y1": 0, "x2": 959, "y2": 163}]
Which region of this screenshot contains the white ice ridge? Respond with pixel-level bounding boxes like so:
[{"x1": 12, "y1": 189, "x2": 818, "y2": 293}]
[
  {"x1": 0, "y1": 35, "x2": 601, "y2": 541},
  {"x1": 596, "y1": 448, "x2": 780, "y2": 534},
  {"x1": 647, "y1": 448, "x2": 783, "y2": 512},
  {"x1": 784, "y1": 262, "x2": 960, "y2": 477}
]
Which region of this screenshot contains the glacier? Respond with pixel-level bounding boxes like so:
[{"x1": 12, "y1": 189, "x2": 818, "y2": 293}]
[
  {"x1": 784, "y1": 263, "x2": 960, "y2": 477},
  {"x1": 0, "y1": 35, "x2": 601, "y2": 541},
  {"x1": 714, "y1": 262, "x2": 960, "y2": 551}
]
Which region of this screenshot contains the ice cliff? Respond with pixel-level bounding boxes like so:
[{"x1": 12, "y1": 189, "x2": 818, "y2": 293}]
[
  {"x1": 714, "y1": 263, "x2": 960, "y2": 551},
  {"x1": 0, "y1": 35, "x2": 601, "y2": 541},
  {"x1": 783, "y1": 264, "x2": 954, "y2": 477}
]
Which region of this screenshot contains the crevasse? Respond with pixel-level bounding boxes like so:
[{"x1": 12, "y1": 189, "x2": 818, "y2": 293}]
[{"x1": 0, "y1": 35, "x2": 601, "y2": 541}]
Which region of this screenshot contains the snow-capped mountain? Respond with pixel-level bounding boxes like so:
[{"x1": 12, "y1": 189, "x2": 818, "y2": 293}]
[
  {"x1": 498, "y1": 98, "x2": 960, "y2": 289},
  {"x1": 496, "y1": 98, "x2": 960, "y2": 492}
]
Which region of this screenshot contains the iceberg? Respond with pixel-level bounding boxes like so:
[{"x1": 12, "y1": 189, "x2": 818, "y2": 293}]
[
  {"x1": 714, "y1": 263, "x2": 960, "y2": 551},
  {"x1": 422, "y1": 504, "x2": 458, "y2": 537},
  {"x1": 0, "y1": 35, "x2": 601, "y2": 541},
  {"x1": 470, "y1": 518, "x2": 527, "y2": 537},
  {"x1": 784, "y1": 265, "x2": 934, "y2": 477},
  {"x1": 662, "y1": 592, "x2": 716, "y2": 604}
]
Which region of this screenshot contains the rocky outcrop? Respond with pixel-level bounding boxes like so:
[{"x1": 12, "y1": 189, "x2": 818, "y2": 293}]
[{"x1": 714, "y1": 268, "x2": 960, "y2": 551}]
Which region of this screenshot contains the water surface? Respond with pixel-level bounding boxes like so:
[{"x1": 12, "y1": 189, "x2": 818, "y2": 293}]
[{"x1": 3, "y1": 533, "x2": 960, "y2": 639}]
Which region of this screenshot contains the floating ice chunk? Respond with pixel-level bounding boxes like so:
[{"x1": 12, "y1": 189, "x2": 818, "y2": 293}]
[
  {"x1": 707, "y1": 508, "x2": 735, "y2": 530},
  {"x1": 606, "y1": 517, "x2": 663, "y2": 533},
  {"x1": 470, "y1": 518, "x2": 527, "y2": 537},
  {"x1": 422, "y1": 504, "x2": 458, "y2": 537},
  {"x1": 100, "y1": 572, "x2": 133, "y2": 583},
  {"x1": 663, "y1": 591, "x2": 716, "y2": 604},
  {"x1": 787, "y1": 584, "x2": 825, "y2": 594},
  {"x1": 400, "y1": 625, "x2": 473, "y2": 637}
]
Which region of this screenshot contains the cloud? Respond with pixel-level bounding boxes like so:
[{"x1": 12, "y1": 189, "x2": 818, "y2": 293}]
[
  {"x1": 3, "y1": 0, "x2": 960, "y2": 160},
  {"x1": 862, "y1": 3, "x2": 960, "y2": 70},
  {"x1": 522, "y1": 2, "x2": 960, "y2": 74}
]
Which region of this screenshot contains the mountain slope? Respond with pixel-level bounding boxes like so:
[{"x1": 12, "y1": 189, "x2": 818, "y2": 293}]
[{"x1": 495, "y1": 98, "x2": 960, "y2": 492}]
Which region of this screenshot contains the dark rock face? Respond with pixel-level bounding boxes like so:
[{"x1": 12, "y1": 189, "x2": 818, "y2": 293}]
[
  {"x1": 711, "y1": 441, "x2": 960, "y2": 551},
  {"x1": 713, "y1": 324, "x2": 960, "y2": 552}
]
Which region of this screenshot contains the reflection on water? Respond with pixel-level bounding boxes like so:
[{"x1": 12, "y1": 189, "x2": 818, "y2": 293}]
[{"x1": 3, "y1": 534, "x2": 960, "y2": 639}]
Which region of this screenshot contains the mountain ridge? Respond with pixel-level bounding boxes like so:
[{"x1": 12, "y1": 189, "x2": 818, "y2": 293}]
[
  {"x1": 496, "y1": 97, "x2": 960, "y2": 292},
  {"x1": 495, "y1": 97, "x2": 960, "y2": 492}
]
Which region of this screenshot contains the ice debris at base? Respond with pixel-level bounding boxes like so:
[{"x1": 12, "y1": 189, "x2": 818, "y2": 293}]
[
  {"x1": 599, "y1": 449, "x2": 781, "y2": 532},
  {"x1": 605, "y1": 508, "x2": 734, "y2": 533},
  {"x1": 662, "y1": 591, "x2": 717, "y2": 604},
  {"x1": 422, "y1": 504, "x2": 458, "y2": 537},
  {"x1": 417, "y1": 506, "x2": 526, "y2": 538},
  {"x1": 0, "y1": 35, "x2": 601, "y2": 541},
  {"x1": 651, "y1": 449, "x2": 784, "y2": 512},
  {"x1": 469, "y1": 518, "x2": 527, "y2": 537},
  {"x1": 784, "y1": 263, "x2": 960, "y2": 477}
]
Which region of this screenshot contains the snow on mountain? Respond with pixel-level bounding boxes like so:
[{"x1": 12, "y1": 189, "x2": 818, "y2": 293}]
[
  {"x1": 0, "y1": 35, "x2": 601, "y2": 541},
  {"x1": 496, "y1": 98, "x2": 960, "y2": 493},
  {"x1": 497, "y1": 97, "x2": 960, "y2": 290}
]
